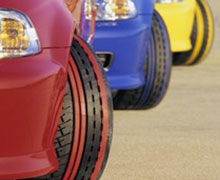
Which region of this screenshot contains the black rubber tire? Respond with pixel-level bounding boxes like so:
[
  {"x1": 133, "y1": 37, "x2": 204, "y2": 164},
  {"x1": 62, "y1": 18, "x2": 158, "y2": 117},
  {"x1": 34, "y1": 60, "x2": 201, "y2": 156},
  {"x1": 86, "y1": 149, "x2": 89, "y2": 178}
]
[
  {"x1": 173, "y1": 0, "x2": 214, "y2": 65},
  {"x1": 113, "y1": 10, "x2": 172, "y2": 110},
  {"x1": 30, "y1": 38, "x2": 113, "y2": 180}
]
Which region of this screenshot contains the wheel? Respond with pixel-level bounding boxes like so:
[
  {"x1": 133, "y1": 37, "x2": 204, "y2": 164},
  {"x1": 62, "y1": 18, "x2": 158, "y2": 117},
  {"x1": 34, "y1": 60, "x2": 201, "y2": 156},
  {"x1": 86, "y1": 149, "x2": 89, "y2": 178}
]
[
  {"x1": 113, "y1": 10, "x2": 172, "y2": 110},
  {"x1": 173, "y1": 0, "x2": 214, "y2": 65},
  {"x1": 30, "y1": 35, "x2": 113, "y2": 180}
]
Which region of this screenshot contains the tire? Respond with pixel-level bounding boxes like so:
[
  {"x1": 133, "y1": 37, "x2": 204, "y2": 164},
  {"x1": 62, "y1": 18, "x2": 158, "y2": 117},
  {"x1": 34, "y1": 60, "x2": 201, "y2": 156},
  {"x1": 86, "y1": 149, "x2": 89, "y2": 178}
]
[
  {"x1": 113, "y1": 10, "x2": 172, "y2": 110},
  {"x1": 30, "y1": 35, "x2": 113, "y2": 180},
  {"x1": 173, "y1": 0, "x2": 214, "y2": 65}
]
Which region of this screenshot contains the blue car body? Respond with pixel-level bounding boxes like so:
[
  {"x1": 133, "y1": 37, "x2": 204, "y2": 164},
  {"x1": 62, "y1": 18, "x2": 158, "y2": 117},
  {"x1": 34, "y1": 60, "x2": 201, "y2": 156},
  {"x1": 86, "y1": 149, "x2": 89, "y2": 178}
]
[{"x1": 84, "y1": 0, "x2": 154, "y2": 89}]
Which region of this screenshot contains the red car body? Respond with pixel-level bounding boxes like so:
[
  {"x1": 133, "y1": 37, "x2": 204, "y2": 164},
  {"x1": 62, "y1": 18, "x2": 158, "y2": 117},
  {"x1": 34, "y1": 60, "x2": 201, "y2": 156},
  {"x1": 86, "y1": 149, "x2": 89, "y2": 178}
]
[{"x1": 0, "y1": 0, "x2": 89, "y2": 179}]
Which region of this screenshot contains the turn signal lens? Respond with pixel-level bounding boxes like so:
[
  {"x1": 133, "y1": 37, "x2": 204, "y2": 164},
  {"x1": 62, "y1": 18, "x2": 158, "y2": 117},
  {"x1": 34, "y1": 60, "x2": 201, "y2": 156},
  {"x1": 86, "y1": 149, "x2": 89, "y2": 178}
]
[
  {"x1": 106, "y1": 0, "x2": 131, "y2": 18},
  {"x1": 0, "y1": 9, "x2": 41, "y2": 59}
]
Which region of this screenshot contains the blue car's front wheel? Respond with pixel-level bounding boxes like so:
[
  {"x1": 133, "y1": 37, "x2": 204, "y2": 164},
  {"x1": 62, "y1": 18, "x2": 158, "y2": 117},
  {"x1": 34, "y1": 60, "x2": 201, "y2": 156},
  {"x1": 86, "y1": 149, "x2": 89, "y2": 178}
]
[{"x1": 114, "y1": 11, "x2": 172, "y2": 110}]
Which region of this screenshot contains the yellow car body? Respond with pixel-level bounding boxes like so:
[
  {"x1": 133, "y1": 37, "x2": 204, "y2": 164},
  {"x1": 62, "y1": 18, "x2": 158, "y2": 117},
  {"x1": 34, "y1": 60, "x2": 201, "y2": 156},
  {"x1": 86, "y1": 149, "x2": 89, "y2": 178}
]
[{"x1": 155, "y1": 0, "x2": 196, "y2": 53}]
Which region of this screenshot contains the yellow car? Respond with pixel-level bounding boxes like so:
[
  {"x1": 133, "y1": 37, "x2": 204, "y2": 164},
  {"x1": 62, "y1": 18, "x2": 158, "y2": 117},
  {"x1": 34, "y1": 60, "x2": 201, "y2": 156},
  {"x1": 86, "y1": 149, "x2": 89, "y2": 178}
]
[{"x1": 155, "y1": 0, "x2": 214, "y2": 65}]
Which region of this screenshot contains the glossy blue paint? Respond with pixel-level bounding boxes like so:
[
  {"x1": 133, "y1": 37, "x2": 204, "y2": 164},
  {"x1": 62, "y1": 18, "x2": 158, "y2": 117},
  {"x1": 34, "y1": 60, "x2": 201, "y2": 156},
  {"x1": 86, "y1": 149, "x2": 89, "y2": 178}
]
[
  {"x1": 133, "y1": 0, "x2": 154, "y2": 15},
  {"x1": 85, "y1": 0, "x2": 154, "y2": 89}
]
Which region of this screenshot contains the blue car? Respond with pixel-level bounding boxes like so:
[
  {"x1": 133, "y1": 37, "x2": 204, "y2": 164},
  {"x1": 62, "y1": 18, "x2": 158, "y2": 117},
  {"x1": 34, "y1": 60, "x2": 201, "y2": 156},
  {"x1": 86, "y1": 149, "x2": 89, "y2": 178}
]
[{"x1": 84, "y1": 0, "x2": 172, "y2": 109}]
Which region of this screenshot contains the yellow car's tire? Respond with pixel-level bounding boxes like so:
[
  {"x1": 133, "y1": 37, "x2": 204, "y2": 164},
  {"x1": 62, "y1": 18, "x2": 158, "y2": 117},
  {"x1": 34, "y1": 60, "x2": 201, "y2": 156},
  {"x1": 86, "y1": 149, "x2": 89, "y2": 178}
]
[{"x1": 173, "y1": 0, "x2": 214, "y2": 65}]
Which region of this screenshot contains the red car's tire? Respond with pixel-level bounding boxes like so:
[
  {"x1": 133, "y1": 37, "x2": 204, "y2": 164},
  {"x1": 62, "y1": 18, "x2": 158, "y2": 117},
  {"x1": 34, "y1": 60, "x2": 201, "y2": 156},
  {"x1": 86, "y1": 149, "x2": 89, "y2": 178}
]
[{"x1": 32, "y1": 36, "x2": 113, "y2": 180}]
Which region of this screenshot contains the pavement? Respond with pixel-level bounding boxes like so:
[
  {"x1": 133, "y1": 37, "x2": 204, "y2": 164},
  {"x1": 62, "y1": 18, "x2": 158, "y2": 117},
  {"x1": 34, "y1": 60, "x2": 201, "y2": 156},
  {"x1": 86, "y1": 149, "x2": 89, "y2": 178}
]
[{"x1": 101, "y1": 1, "x2": 220, "y2": 180}]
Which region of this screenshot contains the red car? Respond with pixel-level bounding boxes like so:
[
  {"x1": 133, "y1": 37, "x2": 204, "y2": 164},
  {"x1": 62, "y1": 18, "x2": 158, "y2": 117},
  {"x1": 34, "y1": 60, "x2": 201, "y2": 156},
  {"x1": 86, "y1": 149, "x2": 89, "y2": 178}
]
[{"x1": 0, "y1": 0, "x2": 113, "y2": 179}]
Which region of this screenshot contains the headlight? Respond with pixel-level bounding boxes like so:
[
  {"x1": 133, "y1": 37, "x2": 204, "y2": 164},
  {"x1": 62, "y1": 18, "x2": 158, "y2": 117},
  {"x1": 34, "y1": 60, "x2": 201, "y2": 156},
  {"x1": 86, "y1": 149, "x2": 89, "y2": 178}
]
[
  {"x1": 156, "y1": 0, "x2": 183, "y2": 3},
  {"x1": 0, "y1": 9, "x2": 41, "y2": 59},
  {"x1": 85, "y1": 0, "x2": 137, "y2": 21}
]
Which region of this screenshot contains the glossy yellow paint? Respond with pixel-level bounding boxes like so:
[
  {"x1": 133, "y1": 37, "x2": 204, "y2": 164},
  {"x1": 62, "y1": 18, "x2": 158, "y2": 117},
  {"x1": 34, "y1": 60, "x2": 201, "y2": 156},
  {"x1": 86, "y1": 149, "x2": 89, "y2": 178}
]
[
  {"x1": 185, "y1": 0, "x2": 214, "y2": 65},
  {"x1": 155, "y1": 0, "x2": 196, "y2": 52}
]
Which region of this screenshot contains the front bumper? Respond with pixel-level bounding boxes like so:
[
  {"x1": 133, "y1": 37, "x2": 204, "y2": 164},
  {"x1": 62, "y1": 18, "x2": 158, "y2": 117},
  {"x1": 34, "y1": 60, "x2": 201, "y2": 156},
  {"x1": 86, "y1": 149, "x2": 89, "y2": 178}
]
[
  {"x1": 0, "y1": 48, "x2": 69, "y2": 179},
  {"x1": 93, "y1": 14, "x2": 152, "y2": 90},
  {"x1": 155, "y1": 0, "x2": 196, "y2": 52}
]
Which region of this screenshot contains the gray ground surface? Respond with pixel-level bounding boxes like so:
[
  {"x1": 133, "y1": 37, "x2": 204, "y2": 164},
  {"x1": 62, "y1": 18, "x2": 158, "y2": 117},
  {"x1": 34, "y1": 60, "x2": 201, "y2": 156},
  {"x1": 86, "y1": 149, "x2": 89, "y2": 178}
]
[{"x1": 101, "y1": 1, "x2": 220, "y2": 179}]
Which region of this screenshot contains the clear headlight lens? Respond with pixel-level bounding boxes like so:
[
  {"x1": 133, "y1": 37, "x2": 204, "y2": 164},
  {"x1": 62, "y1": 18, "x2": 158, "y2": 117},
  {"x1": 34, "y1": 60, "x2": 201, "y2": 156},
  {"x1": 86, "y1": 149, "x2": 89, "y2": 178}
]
[
  {"x1": 85, "y1": 0, "x2": 137, "y2": 21},
  {"x1": 0, "y1": 9, "x2": 41, "y2": 59},
  {"x1": 156, "y1": 0, "x2": 183, "y2": 3}
]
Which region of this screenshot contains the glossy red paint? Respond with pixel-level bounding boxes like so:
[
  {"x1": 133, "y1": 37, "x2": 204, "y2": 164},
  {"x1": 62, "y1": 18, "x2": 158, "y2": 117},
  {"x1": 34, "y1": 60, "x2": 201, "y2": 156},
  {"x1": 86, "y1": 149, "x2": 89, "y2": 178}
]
[
  {"x1": 0, "y1": 48, "x2": 71, "y2": 179},
  {"x1": 0, "y1": 0, "x2": 83, "y2": 179}
]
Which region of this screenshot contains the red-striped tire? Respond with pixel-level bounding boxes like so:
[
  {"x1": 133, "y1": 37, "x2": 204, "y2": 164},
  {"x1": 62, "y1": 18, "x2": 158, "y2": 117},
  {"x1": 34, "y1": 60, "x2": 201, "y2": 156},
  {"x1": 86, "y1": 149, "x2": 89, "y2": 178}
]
[{"x1": 32, "y1": 35, "x2": 113, "y2": 180}]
